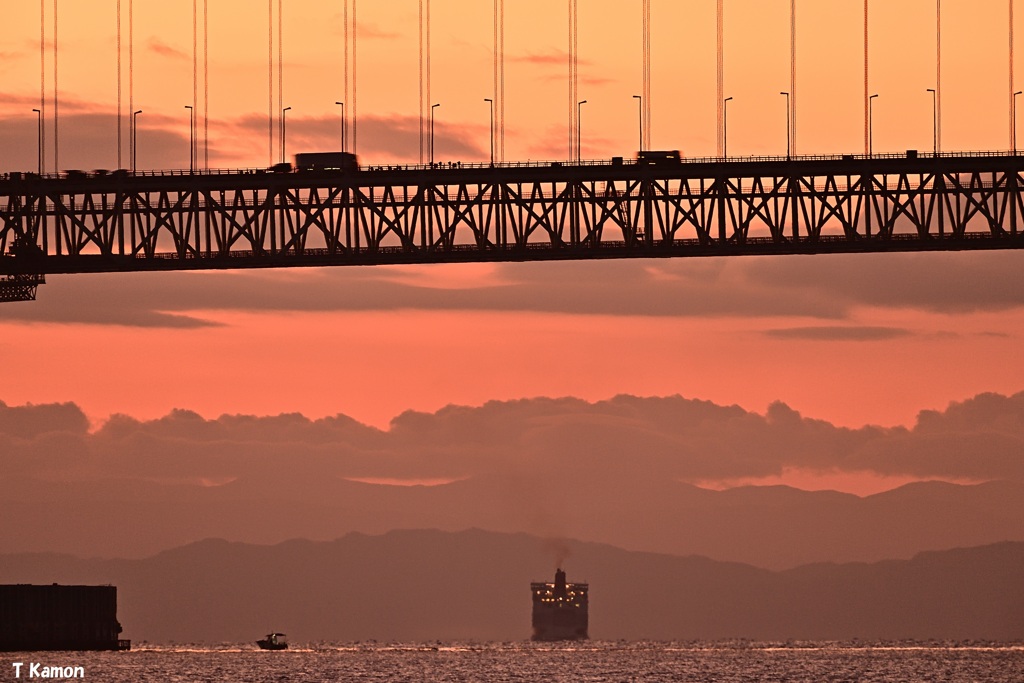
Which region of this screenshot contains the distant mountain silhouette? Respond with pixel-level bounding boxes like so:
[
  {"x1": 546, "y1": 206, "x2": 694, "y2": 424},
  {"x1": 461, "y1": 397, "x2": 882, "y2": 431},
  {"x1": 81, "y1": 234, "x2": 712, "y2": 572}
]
[
  {"x1": 3, "y1": 474, "x2": 1023, "y2": 570},
  {"x1": 1, "y1": 530, "x2": 1021, "y2": 642}
]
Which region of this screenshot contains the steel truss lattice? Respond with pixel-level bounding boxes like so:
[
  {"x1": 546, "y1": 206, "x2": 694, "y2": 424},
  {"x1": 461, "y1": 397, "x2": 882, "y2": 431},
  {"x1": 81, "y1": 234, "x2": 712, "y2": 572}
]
[{"x1": 2, "y1": 155, "x2": 1024, "y2": 276}]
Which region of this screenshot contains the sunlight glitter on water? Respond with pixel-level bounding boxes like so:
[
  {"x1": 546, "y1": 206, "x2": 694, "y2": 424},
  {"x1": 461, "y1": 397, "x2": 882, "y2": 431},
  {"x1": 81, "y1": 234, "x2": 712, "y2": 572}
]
[{"x1": 5, "y1": 641, "x2": 1024, "y2": 683}]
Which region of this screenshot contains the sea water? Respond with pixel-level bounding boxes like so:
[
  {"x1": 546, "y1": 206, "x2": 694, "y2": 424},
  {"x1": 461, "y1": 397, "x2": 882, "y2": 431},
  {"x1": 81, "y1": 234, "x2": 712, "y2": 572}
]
[{"x1": 3, "y1": 641, "x2": 1023, "y2": 682}]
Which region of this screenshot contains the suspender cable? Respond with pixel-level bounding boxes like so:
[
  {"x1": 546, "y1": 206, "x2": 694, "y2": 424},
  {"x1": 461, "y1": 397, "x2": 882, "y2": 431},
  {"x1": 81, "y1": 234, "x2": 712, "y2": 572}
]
[
  {"x1": 499, "y1": 0, "x2": 505, "y2": 162},
  {"x1": 789, "y1": 0, "x2": 796, "y2": 157},
  {"x1": 193, "y1": 0, "x2": 198, "y2": 172},
  {"x1": 568, "y1": 0, "x2": 577, "y2": 161},
  {"x1": 864, "y1": 0, "x2": 869, "y2": 155},
  {"x1": 117, "y1": 0, "x2": 122, "y2": 169},
  {"x1": 53, "y1": 0, "x2": 58, "y2": 172},
  {"x1": 353, "y1": 0, "x2": 357, "y2": 154},
  {"x1": 343, "y1": 0, "x2": 348, "y2": 155},
  {"x1": 491, "y1": 0, "x2": 505, "y2": 163},
  {"x1": 717, "y1": 0, "x2": 724, "y2": 157},
  {"x1": 40, "y1": 0, "x2": 46, "y2": 175},
  {"x1": 419, "y1": 1, "x2": 431, "y2": 163},
  {"x1": 129, "y1": 0, "x2": 133, "y2": 172},
  {"x1": 204, "y1": 0, "x2": 209, "y2": 170},
  {"x1": 419, "y1": 0, "x2": 424, "y2": 163},
  {"x1": 936, "y1": 0, "x2": 941, "y2": 154},
  {"x1": 268, "y1": 0, "x2": 273, "y2": 166},
  {"x1": 278, "y1": 0, "x2": 284, "y2": 164},
  {"x1": 1011, "y1": 0, "x2": 1015, "y2": 149},
  {"x1": 493, "y1": 0, "x2": 497, "y2": 164},
  {"x1": 643, "y1": 0, "x2": 651, "y2": 151}
]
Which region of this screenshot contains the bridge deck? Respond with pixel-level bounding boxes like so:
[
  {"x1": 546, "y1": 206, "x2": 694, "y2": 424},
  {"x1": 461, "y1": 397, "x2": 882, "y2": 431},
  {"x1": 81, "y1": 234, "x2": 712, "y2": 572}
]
[{"x1": 2, "y1": 153, "x2": 1023, "y2": 276}]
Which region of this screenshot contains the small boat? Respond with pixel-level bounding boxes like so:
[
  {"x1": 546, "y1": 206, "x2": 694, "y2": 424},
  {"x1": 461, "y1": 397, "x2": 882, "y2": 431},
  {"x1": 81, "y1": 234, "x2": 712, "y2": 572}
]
[{"x1": 256, "y1": 632, "x2": 288, "y2": 650}]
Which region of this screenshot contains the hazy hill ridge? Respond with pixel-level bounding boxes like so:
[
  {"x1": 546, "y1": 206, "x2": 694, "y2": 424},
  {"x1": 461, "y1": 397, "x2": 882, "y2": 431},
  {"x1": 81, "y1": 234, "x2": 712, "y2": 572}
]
[
  {"x1": 1, "y1": 530, "x2": 1021, "y2": 642},
  {"x1": 2, "y1": 476, "x2": 1023, "y2": 570}
]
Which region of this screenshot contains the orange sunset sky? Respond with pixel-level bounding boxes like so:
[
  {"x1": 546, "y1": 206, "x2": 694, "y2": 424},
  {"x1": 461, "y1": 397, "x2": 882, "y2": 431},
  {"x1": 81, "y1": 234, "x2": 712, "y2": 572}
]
[{"x1": 3, "y1": 0, "x2": 1024, "y2": 494}]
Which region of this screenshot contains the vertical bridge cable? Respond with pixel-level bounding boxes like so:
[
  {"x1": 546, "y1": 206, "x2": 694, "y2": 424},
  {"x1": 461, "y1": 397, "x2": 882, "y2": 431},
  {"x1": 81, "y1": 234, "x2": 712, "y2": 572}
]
[
  {"x1": 129, "y1": 0, "x2": 134, "y2": 172},
  {"x1": 643, "y1": 0, "x2": 651, "y2": 151},
  {"x1": 193, "y1": 0, "x2": 198, "y2": 171},
  {"x1": 278, "y1": 0, "x2": 284, "y2": 163},
  {"x1": 268, "y1": 0, "x2": 273, "y2": 166},
  {"x1": 417, "y1": 0, "x2": 433, "y2": 163},
  {"x1": 1011, "y1": 0, "x2": 1015, "y2": 148},
  {"x1": 493, "y1": 0, "x2": 497, "y2": 163},
  {"x1": 499, "y1": 0, "x2": 505, "y2": 162},
  {"x1": 40, "y1": 0, "x2": 45, "y2": 175},
  {"x1": 353, "y1": 0, "x2": 357, "y2": 154},
  {"x1": 575, "y1": 0, "x2": 580, "y2": 157},
  {"x1": 790, "y1": 0, "x2": 796, "y2": 157},
  {"x1": 569, "y1": 0, "x2": 578, "y2": 161},
  {"x1": 864, "y1": 0, "x2": 869, "y2": 155},
  {"x1": 343, "y1": 0, "x2": 349, "y2": 154},
  {"x1": 419, "y1": 0, "x2": 424, "y2": 164},
  {"x1": 204, "y1": 0, "x2": 209, "y2": 170},
  {"x1": 53, "y1": 0, "x2": 58, "y2": 172},
  {"x1": 717, "y1": 0, "x2": 723, "y2": 157},
  {"x1": 936, "y1": 0, "x2": 941, "y2": 154},
  {"x1": 117, "y1": 0, "x2": 122, "y2": 169},
  {"x1": 427, "y1": 0, "x2": 431, "y2": 163}
]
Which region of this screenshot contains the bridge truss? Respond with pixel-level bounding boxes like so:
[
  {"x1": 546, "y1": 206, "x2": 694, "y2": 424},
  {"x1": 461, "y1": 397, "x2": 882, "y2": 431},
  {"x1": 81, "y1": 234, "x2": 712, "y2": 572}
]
[{"x1": 1, "y1": 154, "x2": 1023, "y2": 282}]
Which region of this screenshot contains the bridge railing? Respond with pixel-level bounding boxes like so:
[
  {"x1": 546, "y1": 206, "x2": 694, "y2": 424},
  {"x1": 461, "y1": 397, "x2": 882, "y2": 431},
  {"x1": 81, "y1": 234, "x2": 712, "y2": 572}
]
[{"x1": 3, "y1": 149, "x2": 1023, "y2": 184}]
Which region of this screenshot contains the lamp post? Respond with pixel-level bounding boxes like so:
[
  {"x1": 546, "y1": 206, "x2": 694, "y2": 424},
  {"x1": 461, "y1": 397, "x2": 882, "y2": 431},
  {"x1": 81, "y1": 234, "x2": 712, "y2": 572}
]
[
  {"x1": 723, "y1": 97, "x2": 733, "y2": 159},
  {"x1": 335, "y1": 101, "x2": 345, "y2": 153},
  {"x1": 1014, "y1": 91, "x2": 1022, "y2": 154},
  {"x1": 780, "y1": 91, "x2": 791, "y2": 159},
  {"x1": 926, "y1": 88, "x2": 937, "y2": 155},
  {"x1": 430, "y1": 103, "x2": 440, "y2": 166},
  {"x1": 31, "y1": 109, "x2": 42, "y2": 175},
  {"x1": 184, "y1": 105, "x2": 194, "y2": 172},
  {"x1": 132, "y1": 109, "x2": 142, "y2": 173},
  {"x1": 577, "y1": 100, "x2": 587, "y2": 164},
  {"x1": 281, "y1": 107, "x2": 292, "y2": 163},
  {"x1": 632, "y1": 94, "x2": 642, "y2": 152},
  {"x1": 869, "y1": 93, "x2": 878, "y2": 156},
  {"x1": 484, "y1": 98, "x2": 494, "y2": 166}
]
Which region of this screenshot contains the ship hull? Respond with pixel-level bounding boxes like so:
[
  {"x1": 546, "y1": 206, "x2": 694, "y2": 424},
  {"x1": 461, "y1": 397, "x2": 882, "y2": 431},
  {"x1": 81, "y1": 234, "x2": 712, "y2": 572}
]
[{"x1": 0, "y1": 585, "x2": 126, "y2": 653}]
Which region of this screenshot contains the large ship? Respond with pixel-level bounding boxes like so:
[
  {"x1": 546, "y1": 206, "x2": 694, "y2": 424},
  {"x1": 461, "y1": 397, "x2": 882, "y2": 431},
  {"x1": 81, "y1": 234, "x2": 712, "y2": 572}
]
[
  {"x1": 0, "y1": 584, "x2": 129, "y2": 651},
  {"x1": 530, "y1": 568, "x2": 588, "y2": 641}
]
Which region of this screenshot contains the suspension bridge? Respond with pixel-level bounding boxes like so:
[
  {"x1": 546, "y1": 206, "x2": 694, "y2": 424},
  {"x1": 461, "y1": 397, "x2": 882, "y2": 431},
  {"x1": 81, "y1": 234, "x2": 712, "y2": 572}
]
[
  {"x1": 4, "y1": 1, "x2": 1024, "y2": 302},
  {"x1": 3, "y1": 149, "x2": 1024, "y2": 302}
]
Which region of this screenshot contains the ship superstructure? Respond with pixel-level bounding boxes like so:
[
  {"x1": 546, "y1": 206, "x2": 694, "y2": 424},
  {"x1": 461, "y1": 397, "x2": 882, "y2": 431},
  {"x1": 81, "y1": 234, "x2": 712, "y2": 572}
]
[
  {"x1": 530, "y1": 568, "x2": 588, "y2": 641},
  {"x1": 0, "y1": 584, "x2": 129, "y2": 651}
]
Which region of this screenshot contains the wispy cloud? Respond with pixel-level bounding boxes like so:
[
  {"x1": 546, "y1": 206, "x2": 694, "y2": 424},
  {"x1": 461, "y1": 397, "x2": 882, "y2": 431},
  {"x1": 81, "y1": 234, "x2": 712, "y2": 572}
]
[
  {"x1": 763, "y1": 326, "x2": 913, "y2": 341},
  {"x1": 147, "y1": 37, "x2": 189, "y2": 61},
  {"x1": 508, "y1": 49, "x2": 591, "y2": 67}
]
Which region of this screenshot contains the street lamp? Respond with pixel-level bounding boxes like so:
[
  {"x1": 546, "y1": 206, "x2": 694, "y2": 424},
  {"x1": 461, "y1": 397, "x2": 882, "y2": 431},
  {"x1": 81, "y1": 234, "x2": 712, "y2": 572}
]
[
  {"x1": 577, "y1": 100, "x2": 587, "y2": 164},
  {"x1": 632, "y1": 94, "x2": 643, "y2": 152},
  {"x1": 723, "y1": 97, "x2": 733, "y2": 159},
  {"x1": 780, "y1": 92, "x2": 791, "y2": 159},
  {"x1": 1014, "y1": 91, "x2": 1022, "y2": 154},
  {"x1": 31, "y1": 109, "x2": 42, "y2": 175},
  {"x1": 430, "y1": 103, "x2": 440, "y2": 166},
  {"x1": 184, "y1": 105, "x2": 194, "y2": 172},
  {"x1": 869, "y1": 94, "x2": 879, "y2": 156},
  {"x1": 335, "y1": 101, "x2": 345, "y2": 153},
  {"x1": 926, "y1": 88, "x2": 937, "y2": 155},
  {"x1": 484, "y1": 98, "x2": 494, "y2": 166},
  {"x1": 132, "y1": 110, "x2": 142, "y2": 173}
]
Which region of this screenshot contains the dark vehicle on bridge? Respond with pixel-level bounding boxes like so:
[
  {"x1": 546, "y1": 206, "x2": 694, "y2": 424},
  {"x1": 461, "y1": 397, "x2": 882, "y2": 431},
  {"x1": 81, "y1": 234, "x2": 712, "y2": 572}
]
[
  {"x1": 294, "y1": 152, "x2": 359, "y2": 172},
  {"x1": 637, "y1": 150, "x2": 681, "y2": 166}
]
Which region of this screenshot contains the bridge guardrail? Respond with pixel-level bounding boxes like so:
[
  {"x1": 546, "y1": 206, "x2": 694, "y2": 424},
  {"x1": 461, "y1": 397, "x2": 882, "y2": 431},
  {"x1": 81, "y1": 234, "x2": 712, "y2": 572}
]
[{"x1": 3, "y1": 149, "x2": 1024, "y2": 183}]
